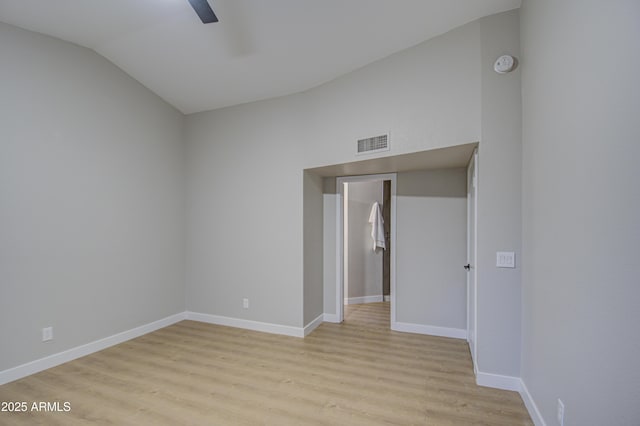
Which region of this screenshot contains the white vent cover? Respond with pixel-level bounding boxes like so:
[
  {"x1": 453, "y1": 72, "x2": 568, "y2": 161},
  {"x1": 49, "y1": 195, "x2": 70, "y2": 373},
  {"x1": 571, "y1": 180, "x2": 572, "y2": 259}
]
[{"x1": 356, "y1": 133, "x2": 389, "y2": 155}]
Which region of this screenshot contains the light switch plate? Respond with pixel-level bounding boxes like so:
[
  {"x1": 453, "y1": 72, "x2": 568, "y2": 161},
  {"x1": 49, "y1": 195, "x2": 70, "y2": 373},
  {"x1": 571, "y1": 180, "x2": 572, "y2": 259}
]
[{"x1": 496, "y1": 251, "x2": 515, "y2": 268}]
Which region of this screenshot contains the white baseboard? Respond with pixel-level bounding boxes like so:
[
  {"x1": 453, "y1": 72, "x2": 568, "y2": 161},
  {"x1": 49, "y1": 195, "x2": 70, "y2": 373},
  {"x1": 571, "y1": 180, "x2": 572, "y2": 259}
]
[
  {"x1": 0, "y1": 312, "x2": 185, "y2": 385},
  {"x1": 383, "y1": 295, "x2": 390, "y2": 302},
  {"x1": 323, "y1": 313, "x2": 340, "y2": 323},
  {"x1": 1, "y1": 310, "x2": 318, "y2": 385},
  {"x1": 303, "y1": 314, "x2": 324, "y2": 336},
  {"x1": 185, "y1": 311, "x2": 305, "y2": 338},
  {"x1": 519, "y1": 379, "x2": 547, "y2": 426},
  {"x1": 476, "y1": 371, "x2": 522, "y2": 392},
  {"x1": 475, "y1": 372, "x2": 544, "y2": 425},
  {"x1": 344, "y1": 295, "x2": 383, "y2": 305},
  {"x1": 391, "y1": 321, "x2": 467, "y2": 340},
  {"x1": 0, "y1": 309, "x2": 545, "y2": 426}
]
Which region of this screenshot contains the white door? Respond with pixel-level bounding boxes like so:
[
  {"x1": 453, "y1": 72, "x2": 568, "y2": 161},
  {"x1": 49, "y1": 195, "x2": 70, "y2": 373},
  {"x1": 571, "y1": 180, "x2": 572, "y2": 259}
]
[{"x1": 466, "y1": 149, "x2": 478, "y2": 370}]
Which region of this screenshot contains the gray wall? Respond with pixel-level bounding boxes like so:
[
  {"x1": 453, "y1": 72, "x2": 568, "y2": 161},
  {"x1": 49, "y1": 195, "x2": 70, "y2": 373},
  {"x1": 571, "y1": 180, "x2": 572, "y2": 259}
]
[
  {"x1": 476, "y1": 9, "x2": 523, "y2": 377},
  {"x1": 185, "y1": 95, "x2": 307, "y2": 327},
  {"x1": 303, "y1": 171, "x2": 324, "y2": 325},
  {"x1": 186, "y1": 18, "x2": 482, "y2": 328},
  {"x1": 0, "y1": 23, "x2": 185, "y2": 371},
  {"x1": 1, "y1": 10, "x2": 525, "y2": 384},
  {"x1": 520, "y1": 0, "x2": 640, "y2": 424},
  {"x1": 346, "y1": 181, "x2": 383, "y2": 300},
  {"x1": 322, "y1": 178, "x2": 337, "y2": 318},
  {"x1": 9, "y1": 7, "x2": 638, "y2": 421},
  {"x1": 184, "y1": 12, "x2": 522, "y2": 381},
  {"x1": 302, "y1": 20, "x2": 481, "y2": 167},
  {"x1": 396, "y1": 169, "x2": 467, "y2": 330}
]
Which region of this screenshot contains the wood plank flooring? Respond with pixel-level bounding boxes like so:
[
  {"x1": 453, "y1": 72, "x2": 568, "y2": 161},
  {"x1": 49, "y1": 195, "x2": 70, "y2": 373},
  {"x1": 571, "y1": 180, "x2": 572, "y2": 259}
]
[{"x1": 0, "y1": 303, "x2": 532, "y2": 425}]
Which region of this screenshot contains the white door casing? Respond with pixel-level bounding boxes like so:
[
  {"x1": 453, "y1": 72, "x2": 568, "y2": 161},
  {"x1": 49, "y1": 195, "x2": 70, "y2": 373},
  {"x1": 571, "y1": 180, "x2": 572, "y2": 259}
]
[{"x1": 466, "y1": 149, "x2": 478, "y2": 372}]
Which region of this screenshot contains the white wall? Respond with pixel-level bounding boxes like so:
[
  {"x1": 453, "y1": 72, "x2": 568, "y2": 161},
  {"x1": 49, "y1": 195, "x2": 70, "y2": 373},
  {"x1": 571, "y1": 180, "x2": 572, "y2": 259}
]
[
  {"x1": 0, "y1": 23, "x2": 185, "y2": 371},
  {"x1": 396, "y1": 169, "x2": 467, "y2": 330},
  {"x1": 520, "y1": 0, "x2": 640, "y2": 424},
  {"x1": 346, "y1": 181, "x2": 383, "y2": 301}
]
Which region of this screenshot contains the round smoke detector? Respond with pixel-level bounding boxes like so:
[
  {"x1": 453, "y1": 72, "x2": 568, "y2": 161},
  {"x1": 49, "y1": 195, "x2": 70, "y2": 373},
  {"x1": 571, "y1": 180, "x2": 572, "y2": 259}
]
[{"x1": 494, "y1": 55, "x2": 515, "y2": 74}]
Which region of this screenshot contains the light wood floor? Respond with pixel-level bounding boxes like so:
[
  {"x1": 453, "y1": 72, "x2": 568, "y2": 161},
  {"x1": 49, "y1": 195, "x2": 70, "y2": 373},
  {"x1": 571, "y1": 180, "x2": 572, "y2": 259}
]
[{"x1": 0, "y1": 303, "x2": 532, "y2": 425}]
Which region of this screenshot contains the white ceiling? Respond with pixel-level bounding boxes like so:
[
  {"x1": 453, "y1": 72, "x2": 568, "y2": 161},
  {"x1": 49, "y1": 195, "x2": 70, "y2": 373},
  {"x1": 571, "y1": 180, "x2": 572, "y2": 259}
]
[{"x1": 0, "y1": 0, "x2": 520, "y2": 114}]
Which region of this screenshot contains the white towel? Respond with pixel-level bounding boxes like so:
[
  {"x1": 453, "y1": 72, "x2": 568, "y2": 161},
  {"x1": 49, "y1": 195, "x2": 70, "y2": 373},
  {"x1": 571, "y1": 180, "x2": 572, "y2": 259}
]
[{"x1": 368, "y1": 202, "x2": 386, "y2": 251}]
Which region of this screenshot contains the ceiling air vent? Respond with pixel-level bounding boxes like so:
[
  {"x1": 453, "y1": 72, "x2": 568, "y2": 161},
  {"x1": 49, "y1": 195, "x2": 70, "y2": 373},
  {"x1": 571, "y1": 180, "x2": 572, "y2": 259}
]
[{"x1": 356, "y1": 133, "x2": 390, "y2": 155}]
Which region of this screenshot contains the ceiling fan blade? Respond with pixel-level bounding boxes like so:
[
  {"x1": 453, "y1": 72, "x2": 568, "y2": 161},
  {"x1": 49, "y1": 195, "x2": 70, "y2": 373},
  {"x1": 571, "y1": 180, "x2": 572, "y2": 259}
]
[{"x1": 188, "y1": 0, "x2": 218, "y2": 24}]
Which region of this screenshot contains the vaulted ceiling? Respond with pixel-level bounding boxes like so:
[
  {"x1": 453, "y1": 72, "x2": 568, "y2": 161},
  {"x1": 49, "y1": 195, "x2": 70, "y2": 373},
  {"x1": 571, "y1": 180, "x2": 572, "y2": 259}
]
[{"x1": 0, "y1": 0, "x2": 520, "y2": 114}]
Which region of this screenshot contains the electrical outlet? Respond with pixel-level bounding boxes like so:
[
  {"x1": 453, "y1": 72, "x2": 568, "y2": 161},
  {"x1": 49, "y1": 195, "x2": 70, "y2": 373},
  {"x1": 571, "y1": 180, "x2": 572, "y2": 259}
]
[
  {"x1": 557, "y1": 399, "x2": 564, "y2": 426},
  {"x1": 243, "y1": 298, "x2": 249, "y2": 309},
  {"x1": 42, "y1": 327, "x2": 53, "y2": 342}
]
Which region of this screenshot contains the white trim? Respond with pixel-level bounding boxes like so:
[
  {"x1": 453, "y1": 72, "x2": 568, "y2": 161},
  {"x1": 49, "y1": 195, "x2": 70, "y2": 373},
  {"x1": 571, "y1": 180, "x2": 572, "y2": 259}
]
[
  {"x1": 383, "y1": 295, "x2": 390, "y2": 302},
  {"x1": 0, "y1": 307, "x2": 545, "y2": 426},
  {"x1": 466, "y1": 159, "x2": 471, "y2": 338},
  {"x1": 520, "y1": 379, "x2": 547, "y2": 426},
  {"x1": 336, "y1": 180, "x2": 344, "y2": 323},
  {"x1": 466, "y1": 148, "x2": 479, "y2": 371},
  {"x1": 0, "y1": 313, "x2": 185, "y2": 385},
  {"x1": 473, "y1": 150, "x2": 478, "y2": 366},
  {"x1": 343, "y1": 183, "x2": 349, "y2": 306},
  {"x1": 476, "y1": 371, "x2": 521, "y2": 392},
  {"x1": 344, "y1": 295, "x2": 383, "y2": 305},
  {"x1": 185, "y1": 311, "x2": 305, "y2": 338},
  {"x1": 303, "y1": 314, "x2": 324, "y2": 336},
  {"x1": 337, "y1": 173, "x2": 397, "y2": 325},
  {"x1": 390, "y1": 177, "x2": 397, "y2": 327},
  {"x1": 474, "y1": 372, "x2": 546, "y2": 425},
  {"x1": 469, "y1": 344, "x2": 478, "y2": 376},
  {"x1": 391, "y1": 322, "x2": 467, "y2": 340},
  {"x1": 323, "y1": 313, "x2": 340, "y2": 323}
]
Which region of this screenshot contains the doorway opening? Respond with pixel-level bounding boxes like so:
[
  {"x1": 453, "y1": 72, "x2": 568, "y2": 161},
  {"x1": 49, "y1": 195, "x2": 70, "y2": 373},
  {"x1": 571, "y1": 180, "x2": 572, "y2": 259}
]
[{"x1": 336, "y1": 173, "x2": 397, "y2": 326}]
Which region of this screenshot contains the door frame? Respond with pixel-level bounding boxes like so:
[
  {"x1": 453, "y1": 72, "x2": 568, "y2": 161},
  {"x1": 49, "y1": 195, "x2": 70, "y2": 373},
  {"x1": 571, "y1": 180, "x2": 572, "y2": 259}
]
[
  {"x1": 466, "y1": 149, "x2": 479, "y2": 371},
  {"x1": 336, "y1": 173, "x2": 397, "y2": 325}
]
